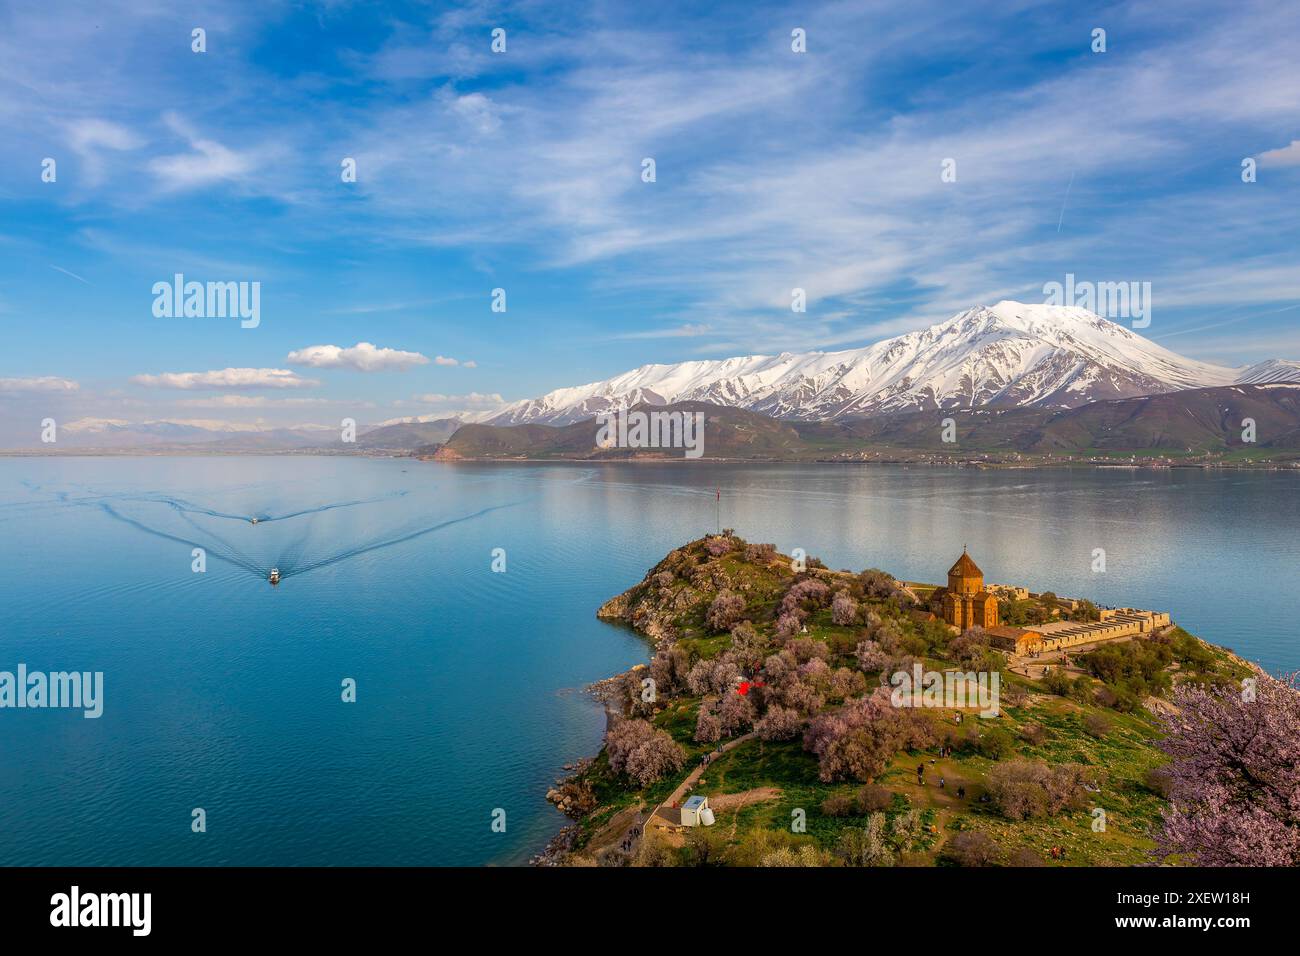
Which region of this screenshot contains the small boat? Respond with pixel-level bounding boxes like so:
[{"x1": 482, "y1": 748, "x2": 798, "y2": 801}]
[
  {"x1": 269, "y1": 568, "x2": 280, "y2": 585},
  {"x1": 250, "y1": 517, "x2": 259, "y2": 525}
]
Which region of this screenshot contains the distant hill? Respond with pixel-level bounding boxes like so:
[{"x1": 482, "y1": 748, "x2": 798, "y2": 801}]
[
  {"x1": 803, "y1": 383, "x2": 1300, "y2": 456},
  {"x1": 356, "y1": 418, "x2": 463, "y2": 451},
  {"x1": 429, "y1": 402, "x2": 810, "y2": 460},
  {"x1": 425, "y1": 385, "x2": 1300, "y2": 461}
]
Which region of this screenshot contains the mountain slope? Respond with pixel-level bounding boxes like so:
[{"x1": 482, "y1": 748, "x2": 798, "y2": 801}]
[
  {"x1": 489, "y1": 301, "x2": 1267, "y2": 425},
  {"x1": 430, "y1": 386, "x2": 1300, "y2": 460},
  {"x1": 1236, "y1": 359, "x2": 1300, "y2": 385},
  {"x1": 802, "y1": 384, "x2": 1300, "y2": 455},
  {"x1": 356, "y1": 418, "x2": 463, "y2": 450},
  {"x1": 431, "y1": 402, "x2": 808, "y2": 460}
]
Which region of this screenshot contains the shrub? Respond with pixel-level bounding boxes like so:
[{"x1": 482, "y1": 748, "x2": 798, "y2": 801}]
[
  {"x1": 830, "y1": 667, "x2": 867, "y2": 701},
  {"x1": 854, "y1": 639, "x2": 888, "y2": 672},
  {"x1": 685, "y1": 657, "x2": 741, "y2": 696},
  {"x1": 649, "y1": 645, "x2": 689, "y2": 696},
  {"x1": 832, "y1": 592, "x2": 860, "y2": 626},
  {"x1": 704, "y1": 536, "x2": 733, "y2": 557},
  {"x1": 987, "y1": 759, "x2": 1089, "y2": 821},
  {"x1": 1144, "y1": 765, "x2": 1174, "y2": 798},
  {"x1": 1042, "y1": 668, "x2": 1073, "y2": 696},
  {"x1": 836, "y1": 814, "x2": 895, "y2": 866},
  {"x1": 706, "y1": 590, "x2": 747, "y2": 632},
  {"x1": 606, "y1": 718, "x2": 685, "y2": 786},
  {"x1": 775, "y1": 612, "x2": 803, "y2": 640},
  {"x1": 858, "y1": 569, "x2": 897, "y2": 599},
  {"x1": 944, "y1": 830, "x2": 999, "y2": 867},
  {"x1": 624, "y1": 731, "x2": 686, "y2": 787},
  {"x1": 1018, "y1": 724, "x2": 1048, "y2": 746},
  {"x1": 975, "y1": 725, "x2": 1016, "y2": 760},
  {"x1": 716, "y1": 690, "x2": 756, "y2": 735},
  {"x1": 1008, "y1": 847, "x2": 1047, "y2": 867},
  {"x1": 754, "y1": 704, "x2": 802, "y2": 740},
  {"x1": 805, "y1": 691, "x2": 935, "y2": 783},
  {"x1": 1083, "y1": 712, "x2": 1112, "y2": 738},
  {"x1": 780, "y1": 579, "x2": 831, "y2": 616},
  {"x1": 694, "y1": 707, "x2": 722, "y2": 743},
  {"x1": 820, "y1": 793, "x2": 856, "y2": 817},
  {"x1": 759, "y1": 845, "x2": 825, "y2": 867},
  {"x1": 856, "y1": 784, "x2": 895, "y2": 813},
  {"x1": 890, "y1": 808, "x2": 925, "y2": 850}
]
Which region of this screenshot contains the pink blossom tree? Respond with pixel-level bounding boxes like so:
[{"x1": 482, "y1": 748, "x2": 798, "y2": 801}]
[
  {"x1": 605, "y1": 717, "x2": 686, "y2": 786},
  {"x1": 717, "y1": 690, "x2": 756, "y2": 735},
  {"x1": 1155, "y1": 671, "x2": 1300, "y2": 866},
  {"x1": 706, "y1": 589, "x2": 747, "y2": 632},
  {"x1": 832, "y1": 591, "x2": 860, "y2": 626},
  {"x1": 754, "y1": 704, "x2": 802, "y2": 741}
]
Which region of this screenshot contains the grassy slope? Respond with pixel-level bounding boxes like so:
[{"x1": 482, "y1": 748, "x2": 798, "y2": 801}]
[{"x1": 564, "y1": 539, "x2": 1250, "y2": 866}]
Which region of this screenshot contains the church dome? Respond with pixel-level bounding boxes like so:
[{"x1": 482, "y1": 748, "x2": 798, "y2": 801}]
[{"x1": 948, "y1": 551, "x2": 983, "y2": 578}]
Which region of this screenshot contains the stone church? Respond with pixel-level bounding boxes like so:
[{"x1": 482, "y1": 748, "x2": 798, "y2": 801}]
[{"x1": 934, "y1": 549, "x2": 998, "y2": 630}]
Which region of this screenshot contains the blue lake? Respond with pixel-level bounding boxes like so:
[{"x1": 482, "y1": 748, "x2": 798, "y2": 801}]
[{"x1": 1, "y1": 457, "x2": 1296, "y2": 865}]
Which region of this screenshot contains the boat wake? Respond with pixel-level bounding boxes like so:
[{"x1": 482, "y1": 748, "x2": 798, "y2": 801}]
[
  {"x1": 277, "y1": 501, "x2": 523, "y2": 579},
  {"x1": 87, "y1": 492, "x2": 527, "y2": 583}
]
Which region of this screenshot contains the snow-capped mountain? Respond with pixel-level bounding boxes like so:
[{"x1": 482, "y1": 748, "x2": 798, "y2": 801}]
[
  {"x1": 1235, "y1": 359, "x2": 1300, "y2": 385},
  {"x1": 489, "y1": 301, "x2": 1297, "y2": 424}
]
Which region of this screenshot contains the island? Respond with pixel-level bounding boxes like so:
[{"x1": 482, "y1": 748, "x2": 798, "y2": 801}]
[{"x1": 537, "y1": 534, "x2": 1297, "y2": 867}]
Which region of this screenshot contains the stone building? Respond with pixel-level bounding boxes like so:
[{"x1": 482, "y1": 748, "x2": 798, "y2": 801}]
[
  {"x1": 986, "y1": 625, "x2": 1044, "y2": 654},
  {"x1": 934, "y1": 549, "x2": 998, "y2": 630}
]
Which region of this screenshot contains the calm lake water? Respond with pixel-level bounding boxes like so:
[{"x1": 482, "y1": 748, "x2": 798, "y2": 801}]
[{"x1": 1, "y1": 456, "x2": 1296, "y2": 865}]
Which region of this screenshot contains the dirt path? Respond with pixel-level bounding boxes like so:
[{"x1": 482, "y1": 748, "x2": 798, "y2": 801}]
[{"x1": 654, "y1": 731, "x2": 757, "y2": 821}]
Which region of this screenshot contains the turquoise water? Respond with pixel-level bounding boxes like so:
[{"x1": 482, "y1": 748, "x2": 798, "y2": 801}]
[{"x1": 1, "y1": 457, "x2": 1297, "y2": 865}]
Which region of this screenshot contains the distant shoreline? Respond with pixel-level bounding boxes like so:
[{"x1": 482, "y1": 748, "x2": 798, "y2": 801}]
[{"x1": 3, "y1": 449, "x2": 1299, "y2": 471}]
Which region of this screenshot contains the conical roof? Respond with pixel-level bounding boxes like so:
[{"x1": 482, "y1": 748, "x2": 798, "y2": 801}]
[{"x1": 948, "y1": 550, "x2": 983, "y2": 578}]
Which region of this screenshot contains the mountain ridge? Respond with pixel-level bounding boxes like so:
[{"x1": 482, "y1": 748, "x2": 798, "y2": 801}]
[
  {"x1": 430, "y1": 385, "x2": 1300, "y2": 461},
  {"x1": 487, "y1": 301, "x2": 1295, "y2": 426}
]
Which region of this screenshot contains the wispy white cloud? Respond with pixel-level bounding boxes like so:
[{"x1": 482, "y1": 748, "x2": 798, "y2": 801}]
[
  {"x1": 131, "y1": 368, "x2": 318, "y2": 390},
  {"x1": 411, "y1": 391, "x2": 503, "y2": 405},
  {"x1": 0, "y1": 376, "x2": 80, "y2": 394},
  {"x1": 174, "y1": 395, "x2": 337, "y2": 408},
  {"x1": 148, "y1": 111, "x2": 258, "y2": 192},
  {"x1": 1258, "y1": 140, "x2": 1300, "y2": 168}
]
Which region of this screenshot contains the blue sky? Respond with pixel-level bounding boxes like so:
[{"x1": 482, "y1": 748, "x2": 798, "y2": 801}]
[{"x1": 1, "y1": 0, "x2": 1298, "y2": 442}]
